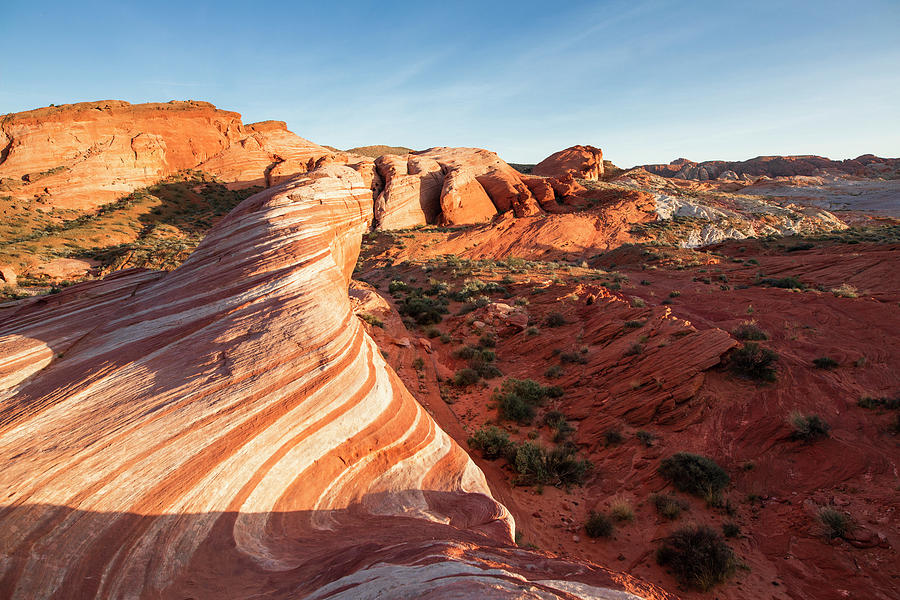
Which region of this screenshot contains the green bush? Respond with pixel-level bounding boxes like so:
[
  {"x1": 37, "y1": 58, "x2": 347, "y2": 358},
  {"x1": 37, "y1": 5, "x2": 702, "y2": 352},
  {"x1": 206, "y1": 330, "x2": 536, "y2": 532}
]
[
  {"x1": 722, "y1": 522, "x2": 740, "y2": 538},
  {"x1": 624, "y1": 320, "x2": 645, "y2": 329},
  {"x1": 609, "y1": 498, "x2": 635, "y2": 522},
  {"x1": 604, "y1": 429, "x2": 624, "y2": 446},
  {"x1": 453, "y1": 368, "x2": 480, "y2": 387},
  {"x1": 479, "y1": 333, "x2": 497, "y2": 348},
  {"x1": 731, "y1": 320, "x2": 768, "y2": 340},
  {"x1": 789, "y1": 412, "x2": 831, "y2": 442},
  {"x1": 399, "y1": 295, "x2": 449, "y2": 325},
  {"x1": 358, "y1": 313, "x2": 384, "y2": 328},
  {"x1": 656, "y1": 525, "x2": 739, "y2": 591},
  {"x1": 812, "y1": 356, "x2": 839, "y2": 369},
  {"x1": 514, "y1": 442, "x2": 591, "y2": 487},
  {"x1": 624, "y1": 342, "x2": 644, "y2": 356},
  {"x1": 857, "y1": 396, "x2": 900, "y2": 410},
  {"x1": 651, "y1": 493, "x2": 689, "y2": 520},
  {"x1": 545, "y1": 312, "x2": 567, "y2": 327},
  {"x1": 560, "y1": 351, "x2": 587, "y2": 364},
  {"x1": 544, "y1": 364, "x2": 563, "y2": 378},
  {"x1": 730, "y1": 342, "x2": 778, "y2": 381},
  {"x1": 425, "y1": 326, "x2": 441, "y2": 338},
  {"x1": 495, "y1": 378, "x2": 560, "y2": 424},
  {"x1": 818, "y1": 507, "x2": 853, "y2": 539},
  {"x1": 453, "y1": 345, "x2": 479, "y2": 359},
  {"x1": 584, "y1": 511, "x2": 614, "y2": 538},
  {"x1": 636, "y1": 430, "x2": 657, "y2": 447},
  {"x1": 468, "y1": 426, "x2": 516, "y2": 461},
  {"x1": 659, "y1": 452, "x2": 729, "y2": 502},
  {"x1": 388, "y1": 279, "x2": 409, "y2": 293},
  {"x1": 759, "y1": 276, "x2": 804, "y2": 289}
]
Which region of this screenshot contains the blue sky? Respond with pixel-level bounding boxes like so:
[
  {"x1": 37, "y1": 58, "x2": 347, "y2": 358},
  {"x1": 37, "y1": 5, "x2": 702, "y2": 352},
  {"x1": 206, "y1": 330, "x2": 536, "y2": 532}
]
[{"x1": 1, "y1": 0, "x2": 897, "y2": 166}]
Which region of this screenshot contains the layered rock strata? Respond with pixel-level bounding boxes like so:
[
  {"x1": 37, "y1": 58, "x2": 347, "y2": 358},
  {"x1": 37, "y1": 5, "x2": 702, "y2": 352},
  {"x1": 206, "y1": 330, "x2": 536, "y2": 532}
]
[{"x1": 0, "y1": 165, "x2": 663, "y2": 599}]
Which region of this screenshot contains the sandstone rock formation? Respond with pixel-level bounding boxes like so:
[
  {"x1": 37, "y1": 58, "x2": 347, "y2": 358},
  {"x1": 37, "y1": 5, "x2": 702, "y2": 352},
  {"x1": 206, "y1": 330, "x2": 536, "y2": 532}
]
[
  {"x1": 534, "y1": 145, "x2": 604, "y2": 180},
  {"x1": 373, "y1": 147, "x2": 576, "y2": 229},
  {"x1": 0, "y1": 165, "x2": 664, "y2": 599},
  {"x1": 0, "y1": 101, "x2": 333, "y2": 209},
  {"x1": 642, "y1": 154, "x2": 900, "y2": 181}
]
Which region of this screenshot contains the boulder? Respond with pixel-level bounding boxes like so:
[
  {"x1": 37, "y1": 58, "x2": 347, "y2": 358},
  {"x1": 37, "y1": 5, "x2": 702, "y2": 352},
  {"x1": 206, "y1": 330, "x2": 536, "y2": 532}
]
[{"x1": 533, "y1": 145, "x2": 604, "y2": 180}]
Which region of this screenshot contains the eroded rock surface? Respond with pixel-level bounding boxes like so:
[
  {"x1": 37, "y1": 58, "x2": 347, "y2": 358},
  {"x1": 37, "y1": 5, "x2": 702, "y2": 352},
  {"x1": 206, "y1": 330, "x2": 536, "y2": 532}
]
[
  {"x1": 534, "y1": 145, "x2": 604, "y2": 180},
  {"x1": 374, "y1": 147, "x2": 580, "y2": 229},
  {"x1": 0, "y1": 101, "x2": 332, "y2": 209},
  {"x1": 0, "y1": 165, "x2": 665, "y2": 599}
]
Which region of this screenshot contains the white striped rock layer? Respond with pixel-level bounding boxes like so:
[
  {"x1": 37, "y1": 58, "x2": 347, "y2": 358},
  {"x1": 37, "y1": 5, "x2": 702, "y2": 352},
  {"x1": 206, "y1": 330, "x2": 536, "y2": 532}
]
[{"x1": 0, "y1": 165, "x2": 666, "y2": 600}]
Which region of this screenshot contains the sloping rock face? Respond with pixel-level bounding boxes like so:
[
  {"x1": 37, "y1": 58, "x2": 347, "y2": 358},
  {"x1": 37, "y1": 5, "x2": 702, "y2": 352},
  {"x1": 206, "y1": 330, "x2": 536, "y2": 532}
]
[
  {"x1": 0, "y1": 101, "x2": 332, "y2": 209},
  {"x1": 0, "y1": 166, "x2": 664, "y2": 599},
  {"x1": 534, "y1": 145, "x2": 604, "y2": 181},
  {"x1": 642, "y1": 154, "x2": 900, "y2": 181},
  {"x1": 374, "y1": 147, "x2": 569, "y2": 229}
]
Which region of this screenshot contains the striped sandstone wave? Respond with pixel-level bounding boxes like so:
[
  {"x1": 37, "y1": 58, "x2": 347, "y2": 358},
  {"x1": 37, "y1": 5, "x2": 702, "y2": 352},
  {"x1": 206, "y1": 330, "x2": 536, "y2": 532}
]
[{"x1": 0, "y1": 164, "x2": 666, "y2": 599}]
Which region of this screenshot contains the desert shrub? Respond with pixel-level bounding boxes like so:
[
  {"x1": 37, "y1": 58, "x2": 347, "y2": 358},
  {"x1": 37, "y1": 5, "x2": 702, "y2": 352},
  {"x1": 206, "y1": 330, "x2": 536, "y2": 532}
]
[
  {"x1": 513, "y1": 442, "x2": 591, "y2": 487},
  {"x1": 624, "y1": 342, "x2": 644, "y2": 356},
  {"x1": 552, "y1": 420, "x2": 574, "y2": 442},
  {"x1": 659, "y1": 452, "x2": 729, "y2": 502},
  {"x1": 669, "y1": 290, "x2": 681, "y2": 298},
  {"x1": 584, "y1": 511, "x2": 614, "y2": 538},
  {"x1": 604, "y1": 429, "x2": 624, "y2": 446},
  {"x1": 453, "y1": 345, "x2": 479, "y2": 359},
  {"x1": 656, "y1": 525, "x2": 739, "y2": 591},
  {"x1": 453, "y1": 368, "x2": 480, "y2": 387},
  {"x1": 830, "y1": 283, "x2": 858, "y2": 298},
  {"x1": 543, "y1": 411, "x2": 574, "y2": 442},
  {"x1": 543, "y1": 410, "x2": 566, "y2": 428},
  {"x1": 759, "y1": 276, "x2": 804, "y2": 290},
  {"x1": 731, "y1": 320, "x2": 768, "y2": 340},
  {"x1": 545, "y1": 364, "x2": 563, "y2": 378},
  {"x1": 514, "y1": 296, "x2": 529, "y2": 306},
  {"x1": 722, "y1": 522, "x2": 740, "y2": 538},
  {"x1": 786, "y1": 242, "x2": 815, "y2": 252},
  {"x1": 468, "y1": 426, "x2": 516, "y2": 461},
  {"x1": 388, "y1": 279, "x2": 409, "y2": 293},
  {"x1": 479, "y1": 333, "x2": 497, "y2": 348},
  {"x1": 560, "y1": 351, "x2": 587, "y2": 364},
  {"x1": 469, "y1": 357, "x2": 502, "y2": 379},
  {"x1": 624, "y1": 320, "x2": 645, "y2": 329},
  {"x1": 526, "y1": 326, "x2": 539, "y2": 336},
  {"x1": 812, "y1": 356, "x2": 839, "y2": 369},
  {"x1": 399, "y1": 295, "x2": 448, "y2": 325},
  {"x1": 358, "y1": 313, "x2": 384, "y2": 328},
  {"x1": 789, "y1": 412, "x2": 831, "y2": 442},
  {"x1": 636, "y1": 430, "x2": 657, "y2": 447},
  {"x1": 730, "y1": 342, "x2": 778, "y2": 381},
  {"x1": 857, "y1": 396, "x2": 900, "y2": 410},
  {"x1": 425, "y1": 326, "x2": 441, "y2": 338},
  {"x1": 609, "y1": 498, "x2": 635, "y2": 522},
  {"x1": 452, "y1": 278, "x2": 506, "y2": 301},
  {"x1": 412, "y1": 357, "x2": 424, "y2": 371},
  {"x1": 545, "y1": 312, "x2": 567, "y2": 327},
  {"x1": 818, "y1": 507, "x2": 853, "y2": 539},
  {"x1": 651, "y1": 493, "x2": 689, "y2": 520},
  {"x1": 439, "y1": 333, "x2": 451, "y2": 344},
  {"x1": 495, "y1": 378, "x2": 559, "y2": 424}
]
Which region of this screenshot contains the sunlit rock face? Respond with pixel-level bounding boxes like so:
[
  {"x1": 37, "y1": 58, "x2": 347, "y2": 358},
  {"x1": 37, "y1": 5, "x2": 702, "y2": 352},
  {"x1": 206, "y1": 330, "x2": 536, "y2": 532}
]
[
  {"x1": 373, "y1": 147, "x2": 555, "y2": 229},
  {"x1": 0, "y1": 165, "x2": 663, "y2": 600},
  {"x1": 533, "y1": 145, "x2": 604, "y2": 181},
  {"x1": 0, "y1": 101, "x2": 332, "y2": 209}
]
